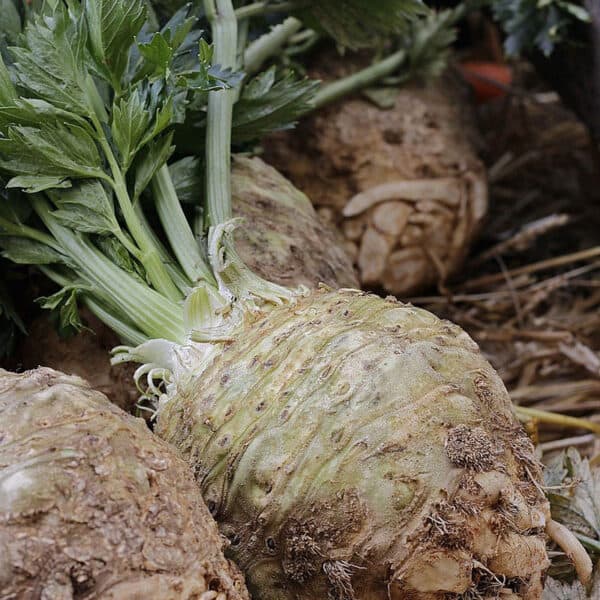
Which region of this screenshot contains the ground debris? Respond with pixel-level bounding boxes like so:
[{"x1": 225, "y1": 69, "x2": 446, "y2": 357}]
[{"x1": 410, "y1": 77, "x2": 600, "y2": 457}]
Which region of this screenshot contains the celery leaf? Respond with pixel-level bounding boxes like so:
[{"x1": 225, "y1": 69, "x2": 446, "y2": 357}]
[
  {"x1": 50, "y1": 181, "x2": 120, "y2": 236},
  {"x1": 38, "y1": 285, "x2": 86, "y2": 336},
  {"x1": 86, "y1": 0, "x2": 147, "y2": 84},
  {"x1": 0, "y1": 237, "x2": 67, "y2": 265},
  {"x1": 232, "y1": 67, "x2": 318, "y2": 142},
  {"x1": 298, "y1": 0, "x2": 427, "y2": 49},
  {"x1": 11, "y1": 5, "x2": 90, "y2": 115}
]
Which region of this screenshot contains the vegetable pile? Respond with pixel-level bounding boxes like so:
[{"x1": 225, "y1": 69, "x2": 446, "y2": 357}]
[
  {"x1": 0, "y1": 367, "x2": 249, "y2": 600},
  {"x1": 0, "y1": 1, "x2": 591, "y2": 598}
]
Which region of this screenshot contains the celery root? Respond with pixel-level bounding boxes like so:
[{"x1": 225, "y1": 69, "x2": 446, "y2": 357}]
[
  {"x1": 232, "y1": 155, "x2": 358, "y2": 289},
  {"x1": 264, "y1": 67, "x2": 488, "y2": 296},
  {"x1": 156, "y1": 288, "x2": 551, "y2": 599},
  {"x1": 0, "y1": 368, "x2": 249, "y2": 600}
]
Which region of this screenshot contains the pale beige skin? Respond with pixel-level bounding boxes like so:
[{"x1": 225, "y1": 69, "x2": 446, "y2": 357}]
[
  {"x1": 0, "y1": 368, "x2": 249, "y2": 600},
  {"x1": 264, "y1": 69, "x2": 487, "y2": 296},
  {"x1": 232, "y1": 155, "x2": 359, "y2": 290},
  {"x1": 157, "y1": 289, "x2": 550, "y2": 600}
]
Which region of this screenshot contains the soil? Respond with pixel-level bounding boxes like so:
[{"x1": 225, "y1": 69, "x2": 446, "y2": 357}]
[{"x1": 14, "y1": 308, "x2": 139, "y2": 412}]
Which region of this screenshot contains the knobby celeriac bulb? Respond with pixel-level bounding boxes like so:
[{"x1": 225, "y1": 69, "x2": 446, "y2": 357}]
[
  {"x1": 0, "y1": 368, "x2": 250, "y2": 600},
  {"x1": 264, "y1": 71, "x2": 487, "y2": 296},
  {"x1": 156, "y1": 288, "x2": 550, "y2": 599},
  {"x1": 232, "y1": 155, "x2": 359, "y2": 290}
]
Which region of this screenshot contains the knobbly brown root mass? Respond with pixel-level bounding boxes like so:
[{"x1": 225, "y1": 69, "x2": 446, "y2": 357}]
[
  {"x1": 0, "y1": 368, "x2": 250, "y2": 600},
  {"x1": 264, "y1": 62, "x2": 488, "y2": 296},
  {"x1": 232, "y1": 155, "x2": 359, "y2": 289},
  {"x1": 157, "y1": 288, "x2": 550, "y2": 599}
]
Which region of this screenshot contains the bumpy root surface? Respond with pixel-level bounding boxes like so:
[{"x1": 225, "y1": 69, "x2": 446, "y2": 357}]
[
  {"x1": 232, "y1": 155, "x2": 359, "y2": 290},
  {"x1": 264, "y1": 63, "x2": 487, "y2": 296},
  {"x1": 0, "y1": 368, "x2": 249, "y2": 600},
  {"x1": 157, "y1": 289, "x2": 550, "y2": 599}
]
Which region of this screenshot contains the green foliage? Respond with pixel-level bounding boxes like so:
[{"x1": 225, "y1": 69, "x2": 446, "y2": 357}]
[
  {"x1": 112, "y1": 91, "x2": 153, "y2": 168},
  {"x1": 0, "y1": 237, "x2": 66, "y2": 265},
  {"x1": 38, "y1": 285, "x2": 86, "y2": 336},
  {"x1": 492, "y1": 0, "x2": 590, "y2": 56},
  {"x1": 232, "y1": 67, "x2": 318, "y2": 141},
  {"x1": 168, "y1": 156, "x2": 203, "y2": 204},
  {"x1": 402, "y1": 7, "x2": 461, "y2": 80},
  {"x1": 0, "y1": 0, "x2": 235, "y2": 340},
  {"x1": 0, "y1": 122, "x2": 104, "y2": 182},
  {"x1": 0, "y1": 0, "x2": 21, "y2": 50},
  {"x1": 86, "y1": 0, "x2": 148, "y2": 85},
  {"x1": 0, "y1": 53, "x2": 17, "y2": 105},
  {"x1": 96, "y1": 236, "x2": 147, "y2": 283},
  {"x1": 180, "y1": 65, "x2": 317, "y2": 147},
  {"x1": 49, "y1": 181, "x2": 120, "y2": 236},
  {"x1": 297, "y1": 0, "x2": 427, "y2": 49},
  {"x1": 11, "y1": 5, "x2": 90, "y2": 114},
  {"x1": 133, "y1": 133, "x2": 176, "y2": 200}
]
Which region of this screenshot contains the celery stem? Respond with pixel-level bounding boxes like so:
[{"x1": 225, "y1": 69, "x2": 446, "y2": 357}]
[
  {"x1": 204, "y1": 0, "x2": 238, "y2": 226},
  {"x1": 203, "y1": 0, "x2": 293, "y2": 304},
  {"x1": 0, "y1": 215, "x2": 63, "y2": 251},
  {"x1": 152, "y1": 165, "x2": 215, "y2": 285},
  {"x1": 84, "y1": 297, "x2": 148, "y2": 346},
  {"x1": 313, "y1": 50, "x2": 407, "y2": 109},
  {"x1": 91, "y1": 114, "x2": 182, "y2": 301},
  {"x1": 40, "y1": 266, "x2": 148, "y2": 346},
  {"x1": 244, "y1": 17, "x2": 303, "y2": 75},
  {"x1": 33, "y1": 197, "x2": 185, "y2": 342},
  {"x1": 515, "y1": 406, "x2": 600, "y2": 434}
]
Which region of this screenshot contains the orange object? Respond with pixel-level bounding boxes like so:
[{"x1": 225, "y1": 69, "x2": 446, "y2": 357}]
[{"x1": 459, "y1": 61, "x2": 513, "y2": 103}]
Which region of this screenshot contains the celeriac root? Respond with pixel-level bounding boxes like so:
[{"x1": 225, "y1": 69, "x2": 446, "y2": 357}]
[
  {"x1": 157, "y1": 288, "x2": 551, "y2": 599},
  {"x1": 264, "y1": 64, "x2": 488, "y2": 296},
  {"x1": 232, "y1": 155, "x2": 358, "y2": 289},
  {"x1": 0, "y1": 368, "x2": 250, "y2": 600}
]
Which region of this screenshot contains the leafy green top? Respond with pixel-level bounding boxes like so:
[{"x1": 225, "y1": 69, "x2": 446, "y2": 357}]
[
  {"x1": 295, "y1": 0, "x2": 427, "y2": 49},
  {"x1": 0, "y1": 0, "x2": 450, "y2": 356},
  {"x1": 492, "y1": 0, "x2": 590, "y2": 56},
  {"x1": 0, "y1": 0, "x2": 233, "y2": 342}
]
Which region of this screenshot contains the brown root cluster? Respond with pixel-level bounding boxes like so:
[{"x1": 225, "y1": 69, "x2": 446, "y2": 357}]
[
  {"x1": 0, "y1": 368, "x2": 249, "y2": 600},
  {"x1": 264, "y1": 52, "x2": 487, "y2": 296}
]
